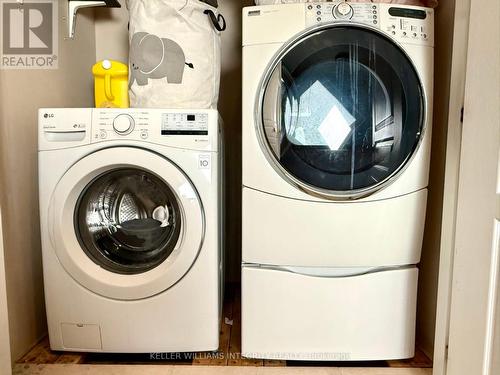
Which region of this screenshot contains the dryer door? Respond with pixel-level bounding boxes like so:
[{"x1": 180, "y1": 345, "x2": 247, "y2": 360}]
[
  {"x1": 48, "y1": 147, "x2": 204, "y2": 300},
  {"x1": 259, "y1": 25, "x2": 425, "y2": 199}
]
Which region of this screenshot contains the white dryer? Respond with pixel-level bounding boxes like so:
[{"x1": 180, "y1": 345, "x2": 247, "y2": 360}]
[
  {"x1": 242, "y1": 2, "x2": 434, "y2": 360},
  {"x1": 38, "y1": 108, "x2": 222, "y2": 352}
]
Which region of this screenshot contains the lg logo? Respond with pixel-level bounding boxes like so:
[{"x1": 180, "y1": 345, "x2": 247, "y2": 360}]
[
  {"x1": 43, "y1": 113, "x2": 54, "y2": 119},
  {"x1": 1, "y1": 1, "x2": 58, "y2": 69}
]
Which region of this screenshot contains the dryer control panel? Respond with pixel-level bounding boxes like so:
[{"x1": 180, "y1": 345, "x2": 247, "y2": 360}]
[
  {"x1": 306, "y1": 2, "x2": 378, "y2": 26},
  {"x1": 305, "y1": 1, "x2": 434, "y2": 47}
]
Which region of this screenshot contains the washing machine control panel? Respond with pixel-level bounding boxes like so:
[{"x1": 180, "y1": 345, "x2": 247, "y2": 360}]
[
  {"x1": 94, "y1": 111, "x2": 209, "y2": 140},
  {"x1": 94, "y1": 110, "x2": 152, "y2": 141},
  {"x1": 305, "y1": 2, "x2": 434, "y2": 47},
  {"x1": 92, "y1": 110, "x2": 208, "y2": 141},
  {"x1": 89, "y1": 109, "x2": 217, "y2": 151},
  {"x1": 38, "y1": 108, "x2": 219, "y2": 152}
]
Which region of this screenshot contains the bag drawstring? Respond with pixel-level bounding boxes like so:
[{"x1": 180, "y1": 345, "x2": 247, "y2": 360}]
[{"x1": 204, "y1": 9, "x2": 226, "y2": 32}]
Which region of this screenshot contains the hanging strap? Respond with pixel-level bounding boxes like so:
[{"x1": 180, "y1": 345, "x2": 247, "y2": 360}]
[
  {"x1": 199, "y1": 0, "x2": 218, "y2": 7},
  {"x1": 204, "y1": 9, "x2": 226, "y2": 32}
]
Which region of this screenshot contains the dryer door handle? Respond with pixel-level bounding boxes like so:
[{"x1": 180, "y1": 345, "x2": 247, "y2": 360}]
[
  {"x1": 261, "y1": 61, "x2": 283, "y2": 157},
  {"x1": 274, "y1": 80, "x2": 282, "y2": 136}
]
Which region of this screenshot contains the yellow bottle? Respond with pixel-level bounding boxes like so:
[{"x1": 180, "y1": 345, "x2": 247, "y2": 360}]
[{"x1": 92, "y1": 60, "x2": 129, "y2": 108}]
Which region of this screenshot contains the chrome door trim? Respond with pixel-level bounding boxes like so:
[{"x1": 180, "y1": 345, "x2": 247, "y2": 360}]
[{"x1": 254, "y1": 22, "x2": 429, "y2": 201}]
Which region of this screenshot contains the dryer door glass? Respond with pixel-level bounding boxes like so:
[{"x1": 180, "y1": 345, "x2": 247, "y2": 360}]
[
  {"x1": 75, "y1": 168, "x2": 182, "y2": 274},
  {"x1": 260, "y1": 26, "x2": 424, "y2": 198}
]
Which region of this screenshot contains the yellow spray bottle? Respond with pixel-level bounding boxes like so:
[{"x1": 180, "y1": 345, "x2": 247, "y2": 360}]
[{"x1": 92, "y1": 60, "x2": 129, "y2": 108}]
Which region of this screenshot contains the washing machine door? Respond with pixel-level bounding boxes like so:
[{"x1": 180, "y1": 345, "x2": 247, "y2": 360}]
[
  {"x1": 259, "y1": 25, "x2": 425, "y2": 199},
  {"x1": 49, "y1": 147, "x2": 204, "y2": 300}
]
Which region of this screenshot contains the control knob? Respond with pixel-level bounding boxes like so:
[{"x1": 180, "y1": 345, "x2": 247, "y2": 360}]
[
  {"x1": 113, "y1": 114, "x2": 135, "y2": 135},
  {"x1": 333, "y1": 2, "x2": 353, "y2": 19}
]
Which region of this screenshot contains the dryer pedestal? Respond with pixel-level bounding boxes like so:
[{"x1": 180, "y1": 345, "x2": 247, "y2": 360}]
[{"x1": 242, "y1": 266, "x2": 418, "y2": 361}]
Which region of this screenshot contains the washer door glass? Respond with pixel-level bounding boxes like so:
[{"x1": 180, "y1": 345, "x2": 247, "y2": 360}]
[
  {"x1": 75, "y1": 168, "x2": 182, "y2": 274},
  {"x1": 260, "y1": 26, "x2": 424, "y2": 198}
]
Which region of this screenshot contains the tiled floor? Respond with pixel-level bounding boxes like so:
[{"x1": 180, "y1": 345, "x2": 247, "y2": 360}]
[{"x1": 15, "y1": 285, "x2": 432, "y2": 373}]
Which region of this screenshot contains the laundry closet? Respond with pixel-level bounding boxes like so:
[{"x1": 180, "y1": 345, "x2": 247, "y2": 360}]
[{"x1": 0, "y1": 1, "x2": 498, "y2": 375}]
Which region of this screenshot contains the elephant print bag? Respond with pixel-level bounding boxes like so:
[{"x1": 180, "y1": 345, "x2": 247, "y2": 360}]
[{"x1": 127, "y1": 0, "x2": 225, "y2": 108}]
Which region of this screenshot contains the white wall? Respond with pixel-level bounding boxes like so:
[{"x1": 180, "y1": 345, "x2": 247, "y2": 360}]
[
  {"x1": 94, "y1": 2, "x2": 129, "y2": 62},
  {"x1": 0, "y1": 2, "x2": 96, "y2": 361}
]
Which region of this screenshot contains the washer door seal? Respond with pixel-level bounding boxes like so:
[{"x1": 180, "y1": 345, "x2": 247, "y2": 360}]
[{"x1": 74, "y1": 167, "x2": 183, "y2": 275}]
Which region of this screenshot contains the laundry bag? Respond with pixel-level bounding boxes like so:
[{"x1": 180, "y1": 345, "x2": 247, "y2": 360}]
[
  {"x1": 127, "y1": 0, "x2": 225, "y2": 109},
  {"x1": 255, "y1": 0, "x2": 438, "y2": 7}
]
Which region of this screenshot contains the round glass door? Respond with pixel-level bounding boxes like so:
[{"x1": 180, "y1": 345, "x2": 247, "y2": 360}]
[
  {"x1": 75, "y1": 168, "x2": 182, "y2": 274},
  {"x1": 259, "y1": 25, "x2": 425, "y2": 199}
]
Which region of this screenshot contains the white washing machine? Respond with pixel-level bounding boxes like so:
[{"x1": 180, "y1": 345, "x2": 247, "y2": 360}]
[
  {"x1": 38, "y1": 108, "x2": 223, "y2": 352},
  {"x1": 242, "y1": 2, "x2": 434, "y2": 360}
]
